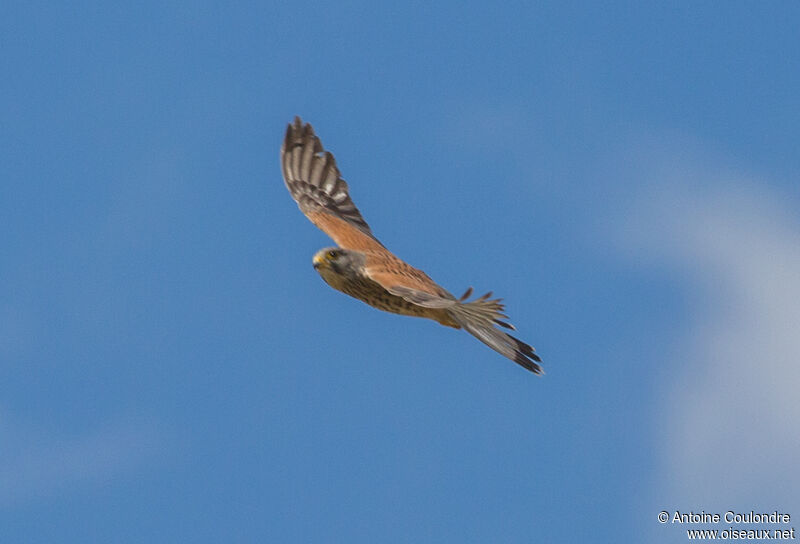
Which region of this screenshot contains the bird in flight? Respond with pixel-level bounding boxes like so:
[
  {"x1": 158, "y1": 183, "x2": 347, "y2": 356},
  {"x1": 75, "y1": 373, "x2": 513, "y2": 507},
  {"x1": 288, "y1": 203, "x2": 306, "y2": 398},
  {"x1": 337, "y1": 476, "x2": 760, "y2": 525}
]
[{"x1": 280, "y1": 117, "x2": 543, "y2": 374}]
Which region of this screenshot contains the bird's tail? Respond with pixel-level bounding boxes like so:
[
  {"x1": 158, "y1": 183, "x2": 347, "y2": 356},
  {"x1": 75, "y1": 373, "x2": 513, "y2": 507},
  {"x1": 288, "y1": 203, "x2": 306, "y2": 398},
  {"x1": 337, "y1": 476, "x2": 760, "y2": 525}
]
[{"x1": 446, "y1": 287, "x2": 543, "y2": 375}]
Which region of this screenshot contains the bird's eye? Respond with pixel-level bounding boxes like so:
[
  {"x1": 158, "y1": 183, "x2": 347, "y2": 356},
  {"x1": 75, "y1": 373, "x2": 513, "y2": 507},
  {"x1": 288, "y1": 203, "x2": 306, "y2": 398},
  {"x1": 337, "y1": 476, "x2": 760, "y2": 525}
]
[{"x1": 327, "y1": 250, "x2": 337, "y2": 259}]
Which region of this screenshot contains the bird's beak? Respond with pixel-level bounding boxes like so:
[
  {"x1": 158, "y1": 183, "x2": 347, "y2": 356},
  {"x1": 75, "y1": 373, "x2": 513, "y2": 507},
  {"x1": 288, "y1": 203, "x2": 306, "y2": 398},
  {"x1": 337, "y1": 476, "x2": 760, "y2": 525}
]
[{"x1": 312, "y1": 254, "x2": 324, "y2": 269}]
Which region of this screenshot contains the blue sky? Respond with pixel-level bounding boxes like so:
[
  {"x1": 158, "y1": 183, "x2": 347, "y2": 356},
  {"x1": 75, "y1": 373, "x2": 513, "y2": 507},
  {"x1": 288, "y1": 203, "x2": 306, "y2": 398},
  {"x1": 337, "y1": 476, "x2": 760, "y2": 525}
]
[{"x1": 2, "y1": 2, "x2": 799, "y2": 542}]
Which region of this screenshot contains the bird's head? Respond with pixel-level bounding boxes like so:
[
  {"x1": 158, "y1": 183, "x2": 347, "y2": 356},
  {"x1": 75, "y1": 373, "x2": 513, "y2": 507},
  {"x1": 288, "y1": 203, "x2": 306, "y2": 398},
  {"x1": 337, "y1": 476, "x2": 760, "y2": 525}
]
[{"x1": 312, "y1": 247, "x2": 365, "y2": 283}]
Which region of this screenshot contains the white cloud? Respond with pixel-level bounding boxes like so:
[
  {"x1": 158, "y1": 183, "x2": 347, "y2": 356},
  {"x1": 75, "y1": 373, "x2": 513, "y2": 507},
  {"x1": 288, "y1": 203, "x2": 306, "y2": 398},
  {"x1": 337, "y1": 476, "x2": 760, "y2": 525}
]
[
  {"x1": 0, "y1": 413, "x2": 163, "y2": 507},
  {"x1": 617, "y1": 149, "x2": 800, "y2": 532}
]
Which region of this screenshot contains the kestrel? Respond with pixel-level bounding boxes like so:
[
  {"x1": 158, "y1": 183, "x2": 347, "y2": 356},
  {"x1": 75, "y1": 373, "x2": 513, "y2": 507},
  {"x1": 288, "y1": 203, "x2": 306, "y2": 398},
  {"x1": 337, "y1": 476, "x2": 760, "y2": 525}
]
[{"x1": 280, "y1": 117, "x2": 543, "y2": 374}]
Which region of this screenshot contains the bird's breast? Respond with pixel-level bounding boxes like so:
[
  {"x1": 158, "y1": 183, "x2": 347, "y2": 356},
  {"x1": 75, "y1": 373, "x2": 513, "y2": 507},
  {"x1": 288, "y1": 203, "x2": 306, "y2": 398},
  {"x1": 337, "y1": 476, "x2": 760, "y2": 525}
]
[{"x1": 319, "y1": 272, "x2": 434, "y2": 319}]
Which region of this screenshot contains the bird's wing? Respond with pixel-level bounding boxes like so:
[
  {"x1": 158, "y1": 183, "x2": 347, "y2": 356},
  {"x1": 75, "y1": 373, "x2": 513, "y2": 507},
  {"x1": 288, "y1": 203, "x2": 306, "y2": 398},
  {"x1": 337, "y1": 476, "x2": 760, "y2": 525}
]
[
  {"x1": 381, "y1": 285, "x2": 457, "y2": 308},
  {"x1": 281, "y1": 117, "x2": 385, "y2": 251},
  {"x1": 361, "y1": 250, "x2": 456, "y2": 305}
]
